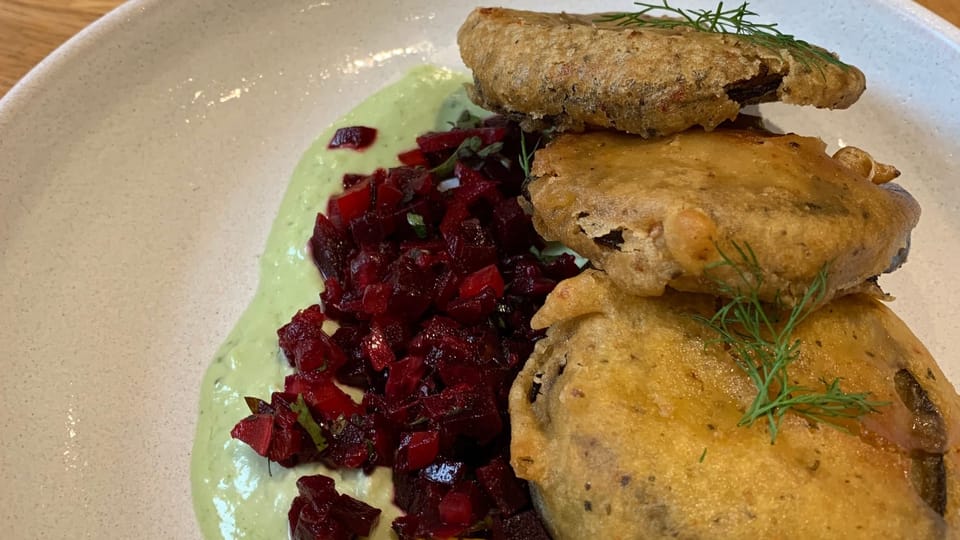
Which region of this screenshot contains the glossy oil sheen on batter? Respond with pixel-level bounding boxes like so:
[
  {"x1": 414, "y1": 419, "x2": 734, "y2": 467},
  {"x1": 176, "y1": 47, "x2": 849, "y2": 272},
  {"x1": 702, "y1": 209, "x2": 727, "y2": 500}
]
[
  {"x1": 528, "y1": 129, "x2": 920, "y2": 306},
  {"x1": 510, "y1": 270, "x2": 960, "y2": 540},
  {"x1": 458, "y1": 7, "x2": 866, "y2": 137}
]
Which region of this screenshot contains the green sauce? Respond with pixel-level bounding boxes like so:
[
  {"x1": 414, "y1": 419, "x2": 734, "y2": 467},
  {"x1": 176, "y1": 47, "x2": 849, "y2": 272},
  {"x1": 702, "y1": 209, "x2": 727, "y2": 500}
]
[{"x1": 190, "y1": 66, "x2": 484, "y2": 539}]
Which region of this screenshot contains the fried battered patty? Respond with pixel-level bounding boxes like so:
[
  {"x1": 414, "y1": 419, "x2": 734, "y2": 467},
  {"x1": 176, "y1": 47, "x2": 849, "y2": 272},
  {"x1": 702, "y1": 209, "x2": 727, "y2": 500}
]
[
  {"x1": 458, "y1": 7, "x2": 866, "y2": 137},
  {"x1": 527, "y1": 128, "x2": 920, "y2": 306},
  {"x1": 510, "y1": 270, "x2": 960, "y2": 540}
]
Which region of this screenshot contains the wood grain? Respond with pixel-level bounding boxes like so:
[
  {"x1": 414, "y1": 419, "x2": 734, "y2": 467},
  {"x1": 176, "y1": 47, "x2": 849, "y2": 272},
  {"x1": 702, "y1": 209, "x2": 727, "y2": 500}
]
[
  {"x1": 0, "y1": 0, "x2": 124, "y2": 97},
  {"x1": 917, "y1": 0, "x2": 960, "y2": 30},
  {"x1": 1, "y1": 0, "x2": 959, "y2": 98}
]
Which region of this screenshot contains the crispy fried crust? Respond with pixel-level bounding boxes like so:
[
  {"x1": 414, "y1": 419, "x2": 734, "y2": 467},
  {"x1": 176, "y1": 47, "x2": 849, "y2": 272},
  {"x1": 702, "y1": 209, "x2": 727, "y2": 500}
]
[
  {"x1": 527, "y1": 129, "x2": 920, "y2": 306},
  {"x1": 510, "y1": 270, "x2": 960, "y2": 540},
  {"x1": 457, "y1": 7, "x2": 866, "y2": 137}
]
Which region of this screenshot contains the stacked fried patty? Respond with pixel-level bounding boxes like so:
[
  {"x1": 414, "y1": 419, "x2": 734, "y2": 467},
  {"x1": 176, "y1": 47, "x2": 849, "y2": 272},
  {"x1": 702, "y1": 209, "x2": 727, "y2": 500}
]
[{"x1": 457, "y1": 7, "x2": 959, "y2": 540}]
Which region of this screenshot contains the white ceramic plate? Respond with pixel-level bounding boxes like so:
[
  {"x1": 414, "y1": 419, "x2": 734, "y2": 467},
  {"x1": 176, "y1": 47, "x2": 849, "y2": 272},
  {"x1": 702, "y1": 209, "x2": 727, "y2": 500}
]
[{"x1": 2, "y1": 0, "x2": 959, "y2": 538}]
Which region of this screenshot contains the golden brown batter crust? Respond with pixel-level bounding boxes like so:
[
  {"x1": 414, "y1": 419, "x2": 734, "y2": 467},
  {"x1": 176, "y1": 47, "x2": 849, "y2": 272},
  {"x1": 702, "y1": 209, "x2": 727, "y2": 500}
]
[
  {"x1": 527, "y1": 129, "x2": 920, "y2": 306},
  {"x1": 458, "y1": 7, "x2": 866, "y2": 137},
  {"x1": 510, "y1": 270, "x2": 960, "y2": 540}
]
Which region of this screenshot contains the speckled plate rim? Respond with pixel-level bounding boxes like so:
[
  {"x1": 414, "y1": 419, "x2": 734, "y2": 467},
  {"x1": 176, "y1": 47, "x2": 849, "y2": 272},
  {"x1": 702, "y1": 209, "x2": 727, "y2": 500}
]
[
  {"x1": 2, "y1": 1, "x2": 960, "y2": 539},
  {"x1": 0, "y1": 0, "x2": 151, "y2": 111}
]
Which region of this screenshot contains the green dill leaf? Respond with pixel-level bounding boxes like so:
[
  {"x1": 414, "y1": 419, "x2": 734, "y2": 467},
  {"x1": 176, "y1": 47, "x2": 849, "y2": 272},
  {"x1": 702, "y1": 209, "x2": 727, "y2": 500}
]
[
  {"x1": 519, "y1": 135, "x2": 541, "y2": 179},
  {"x1": 406, "y1": 212, "x2": 428, "y2": 239},
  {"x1": 450, "y1": 109, "x2": 484, "y2": 130},
  {"x1": 694, "y1": 241, "x2": 886, "y2": 443},
  {"x1": 477, "y1": 141, "x2": 504, "y2": 158},
  {"x1": 699, "y1": 447, "x2": 708, "y2": 463},
  {"x1": 431, "y1": 135, "x2": 483, "y2": 178},
  {"x1": 290, "y1": 394, "x2": 328, "y2": 452},
  {"x1": 596, "y1": 1, "x2": 849, "y2": 72}
]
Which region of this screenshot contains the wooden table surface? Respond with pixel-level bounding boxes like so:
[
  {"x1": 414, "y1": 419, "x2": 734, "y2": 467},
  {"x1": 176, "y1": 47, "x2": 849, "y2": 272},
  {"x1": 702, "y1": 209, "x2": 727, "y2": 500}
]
[{"x1": 1, "y1": 0, "x2": 959, "y2": 98}]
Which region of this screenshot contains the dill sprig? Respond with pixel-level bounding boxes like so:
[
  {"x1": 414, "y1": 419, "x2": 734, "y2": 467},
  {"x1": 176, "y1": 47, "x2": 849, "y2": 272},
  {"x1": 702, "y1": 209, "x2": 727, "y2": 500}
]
[
  {"x1": 694, "y1": 242, "x2": 887, "y2": 443},
  {"x1": 518, "y1": 135, "x2": 540, "y2": 179},
  {"x1": 597, "y1": 1, "x2": 848, "y2": 71}
]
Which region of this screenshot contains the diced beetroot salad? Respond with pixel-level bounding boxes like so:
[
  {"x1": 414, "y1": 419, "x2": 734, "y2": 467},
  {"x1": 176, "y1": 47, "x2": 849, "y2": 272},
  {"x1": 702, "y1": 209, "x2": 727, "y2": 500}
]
[{"x1": 231, "y1": 113, "x2": 580, "y2": 540}]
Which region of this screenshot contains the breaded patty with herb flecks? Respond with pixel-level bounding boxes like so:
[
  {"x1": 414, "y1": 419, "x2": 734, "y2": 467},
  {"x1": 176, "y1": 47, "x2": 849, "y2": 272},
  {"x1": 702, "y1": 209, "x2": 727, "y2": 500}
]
[
  {"x1": 526, "y1": 128, "x2": 919, "y2": 307},
  {"x1": 509, "y1": 270, "x2": 960, "y2": 540},
  {"x1": 457, "y1": 7, "x2": 866, "y2": 137}
]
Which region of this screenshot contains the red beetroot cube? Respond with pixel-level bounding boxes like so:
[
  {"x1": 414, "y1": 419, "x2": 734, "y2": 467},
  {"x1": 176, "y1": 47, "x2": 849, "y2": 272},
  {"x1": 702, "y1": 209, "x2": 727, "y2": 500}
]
[
  {"x1": 384, "y1": 356, "x2": 427, "y2": 403},
  {"x1": 453, "y1": 162, "x2": 501, "y2": 206},
  {"x1": 327, "y1": 126, "x2": 378, "y2": 150},
  {"x1": 328, "y1": 179, "x2": 372, "y2": 228},
  {"x1": 364, "y1": 413, "x2": 398, "y2": 469},
  {"x1": 439, "y1": 201, "x2": 471, "y2": 239},
  {"x1": 231, "y1": 394, "x2": 310, "y2": 466},
  {"x1": 288, "y1": 495, "x2": 309, "y2": 535},
  {"x1": 391, "y1": 515, "x2": 420, "y2": 540},
  {"x1": 349, "y1": 246, "x2": 395, "y2": 289},
  {"x1": 436, "y1": 360, "x2": 482, "y2": 388},
  {"x1": 420, "y1": 384, "x2": 503, "y2": 443},
  {"x1": 404, "y1": 244, "x2": 449, "y2": 271},
  {"x1": 407, "y1": 316, "x2": 463, "y2": 355},
  {"x1": 491, "y1": 197, "x2": 537, "y2": 255},
  {"x1": 439, "y1": 491, "x2": 473, "y2": 526},
  {"x1": 386, "y1": 166, "x2": 434, "y2": 197},
  {"x1": 444, "y1": 288, "x2": 498, "y2": 325},
  {"x1": 459, "y1": 264, "x2": 505, "y2": 298},
  {"x1": 395, "y1": 431, "x2": 440, "y2": 471},
  {"x1": 430, "y1": 337, "x2": 491, "y2": 387},
  {"x1": 341, "y1": 173, "x2": 367, "y2": 189},
  {"x1": 445, "y1": 219, "x2": 498, "y2": 274},
  {"x1": 544, "y1": 251, "x2": 582, "y2": 281},
  {"x1": 291, "y1": 474, "x2": 378, "y2": 540},
  {"x1": 230, "y1": 413, "x2": 274, "y2": 456},
  {"x1": 361, "y1": 324, "x2": 396, "y2": 371},
  {"x1": 284, "y1": 372, "x2": 363, "y2": 422},
  {"x1": 269, "y1": 392, "x2": 303, "y2": 429},
  {"x1": 292, "y1": 502, "x2": 351, "y2": 540},
  {"x1": 277, "y1": 305, "x2": 348, "y2": 374},
  {"x1": 329, "y1": 493, "x2": 382, "y2": 536},
  {"x1": 361, "y1": 283, "x2": 392, "y2": 316},
  {"x1": 507, "y1": 257, "x2": 556, "y2": 297},
  {"x1": 309, "y1": 214, "x2": 353, "y2": 282},
  {"x1": 348, "y1": 210, "x2": 389, "y2": 247},
  {"x1": 363, "y1": 391, "x2": 419, "y2": 427},
  {"x1": 424, "y1": 333, "x2": 475, "y2": 368},
  {"x1": 447, "y1": 480, "x2": 492, "y2": 526},
  {"x1": 415, "y1": 127, "x2": 507, "y2": 153},
  {"x1": 476, "y1": 457, "x2": 530, "y2": 515},
  {"x1": 232, "y1": 393, "x2": 313, "y2": 466},
  {"x1": 296, "y1": 474, "x2": 338, "y2": 506},
  {"x1": 431, "y1": 269, "x2": 461, "y2": 311},
  {"x1": 391, "y1": 472, "x2": 448, "y2": 537},
  {"x1": 492, "y1": 510, "x2": 552, "y2": 540},
  {"x1": 369, "y1": 315, "x2": 410, "y2": 350},
  {"x1": 376, "y1": 182, "x2": 405, "y2": 211},
  {"x1": 324, "y1": 417, "x2": 371, "y2": 469},
  {"x1": 331, "y1": 324, "x2": 375, "y2": 388},
  {"x1": 397, "y1": 148, "x2": 429, "y2": 168},
  {"x1": 266, "y1": 422, "x2": 309, "y2": 465}
]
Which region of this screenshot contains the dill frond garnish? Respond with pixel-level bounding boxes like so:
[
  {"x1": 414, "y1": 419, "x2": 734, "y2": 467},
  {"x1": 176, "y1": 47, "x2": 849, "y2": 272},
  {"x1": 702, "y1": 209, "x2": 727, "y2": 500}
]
[
  {"x1": 596, "y1": 1, "x2": 849, "y2": 71},
  {"x1": 519, "y1": 135, "x2": 540, "y2": 180},
  {"x1": 694, "y1": 242, "x2": 887, "y2": 443}
]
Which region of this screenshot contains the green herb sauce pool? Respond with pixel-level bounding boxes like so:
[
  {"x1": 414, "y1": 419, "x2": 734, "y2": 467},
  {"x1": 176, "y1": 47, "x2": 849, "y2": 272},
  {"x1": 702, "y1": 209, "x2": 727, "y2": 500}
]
[{"x1": 190, "y1": 66, "x2": 484, "y2": 540}]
